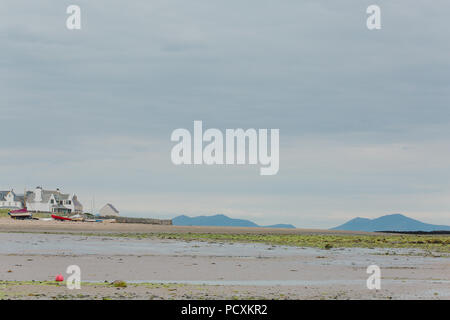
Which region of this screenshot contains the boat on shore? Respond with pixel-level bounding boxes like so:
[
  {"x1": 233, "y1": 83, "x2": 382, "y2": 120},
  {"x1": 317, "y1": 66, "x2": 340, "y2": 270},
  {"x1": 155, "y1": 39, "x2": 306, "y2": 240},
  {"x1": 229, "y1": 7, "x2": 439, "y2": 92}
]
[
  {"x1": 51, "y1": 214, "x2": 73, "y2": 221},
  {"x1": 9, "y1": 208, "x2": 32, "y2": 220}
]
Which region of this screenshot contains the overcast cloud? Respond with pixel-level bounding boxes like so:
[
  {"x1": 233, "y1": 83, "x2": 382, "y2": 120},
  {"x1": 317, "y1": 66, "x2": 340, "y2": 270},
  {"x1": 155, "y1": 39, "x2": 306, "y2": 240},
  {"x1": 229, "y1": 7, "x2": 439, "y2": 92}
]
[{"x1": 2, "y1": 1, "x2": 450, "y2": 228}]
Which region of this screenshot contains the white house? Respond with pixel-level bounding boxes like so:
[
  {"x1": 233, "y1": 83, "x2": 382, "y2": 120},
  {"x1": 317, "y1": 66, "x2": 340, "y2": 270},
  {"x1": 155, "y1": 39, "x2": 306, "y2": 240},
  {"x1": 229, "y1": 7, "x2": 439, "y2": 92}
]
[
  {"x1": 0, "y1": 190, "x2": 24, "y2": 209},
  {"x1": 26, "y1": 186, "x2": 83, "y2": 214},
  {"x1": 99, "y1": 203, "x2": 119, "y2": 217}
]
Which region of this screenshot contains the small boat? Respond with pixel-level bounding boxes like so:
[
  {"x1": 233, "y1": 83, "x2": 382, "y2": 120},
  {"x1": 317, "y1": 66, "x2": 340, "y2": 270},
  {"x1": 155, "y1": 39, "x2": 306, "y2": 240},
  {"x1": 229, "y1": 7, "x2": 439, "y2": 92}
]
[
  {"x1": 9, "y1": 208, "x2": 32, "y2": 220},
  {"x1": 102, "y1": 219, "x2": 116, "y2": 223},
  {"x1": 69, "y1": 214, "x2": 84, "y2": 221},
  {"x1": 51, "y1": 214, "x2": 72, "y2": 221}
]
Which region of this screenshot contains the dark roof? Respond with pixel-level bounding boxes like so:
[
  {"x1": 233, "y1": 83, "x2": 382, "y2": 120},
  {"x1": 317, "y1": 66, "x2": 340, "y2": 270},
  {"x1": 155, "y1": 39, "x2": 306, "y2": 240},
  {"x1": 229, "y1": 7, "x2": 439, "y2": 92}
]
[
  {"x1": 0, "y1": 191, "x2": 9, "y2": 201},
  {"x1": 26, "y1": 190, "x2": 70, "y2": 203}
]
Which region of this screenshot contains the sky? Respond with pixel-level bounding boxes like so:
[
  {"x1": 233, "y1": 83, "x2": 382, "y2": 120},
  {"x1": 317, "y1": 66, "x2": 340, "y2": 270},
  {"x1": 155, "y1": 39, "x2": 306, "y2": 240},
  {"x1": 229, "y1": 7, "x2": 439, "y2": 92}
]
[{"x1": 1, "y1": 1, "x2": 450, "y2": 228}]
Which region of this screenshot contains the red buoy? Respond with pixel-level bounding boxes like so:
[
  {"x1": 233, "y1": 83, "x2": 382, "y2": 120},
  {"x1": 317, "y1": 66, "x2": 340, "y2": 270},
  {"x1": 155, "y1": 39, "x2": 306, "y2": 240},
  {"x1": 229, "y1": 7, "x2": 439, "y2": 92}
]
[{"x1": 55, "y1": 274, "x2": 64, "y2": 282}]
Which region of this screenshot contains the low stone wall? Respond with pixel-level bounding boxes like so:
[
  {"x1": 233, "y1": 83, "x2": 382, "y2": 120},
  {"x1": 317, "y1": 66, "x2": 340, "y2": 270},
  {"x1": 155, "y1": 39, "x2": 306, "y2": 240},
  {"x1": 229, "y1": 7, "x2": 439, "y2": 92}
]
[{"x1": 98, "y1": 216, "x2": 172, "y2": 225}]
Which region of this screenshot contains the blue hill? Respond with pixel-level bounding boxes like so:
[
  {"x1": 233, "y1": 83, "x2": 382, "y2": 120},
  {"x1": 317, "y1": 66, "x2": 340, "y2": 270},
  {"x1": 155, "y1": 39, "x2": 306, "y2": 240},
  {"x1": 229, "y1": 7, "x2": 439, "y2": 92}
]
[
  {"x1": 331, "y1": 213, "x2": 450, "y2": 232},
  {"x1": 172, "y1": 214, "x2": 296, "y2": 229}
]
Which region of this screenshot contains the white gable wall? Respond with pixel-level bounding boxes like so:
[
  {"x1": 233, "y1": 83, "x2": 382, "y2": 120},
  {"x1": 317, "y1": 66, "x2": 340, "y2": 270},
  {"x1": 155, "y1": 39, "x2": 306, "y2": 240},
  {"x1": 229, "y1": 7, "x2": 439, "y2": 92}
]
[
  {"x1": 99, "y1": 205, "x2": 119, "y2": 216},
  {"x1": 0, "y1": 191, "x2": 24, "y2": 209},
  {"x1": 26, "y1": 188, "x2": 83, "y2": 214}
]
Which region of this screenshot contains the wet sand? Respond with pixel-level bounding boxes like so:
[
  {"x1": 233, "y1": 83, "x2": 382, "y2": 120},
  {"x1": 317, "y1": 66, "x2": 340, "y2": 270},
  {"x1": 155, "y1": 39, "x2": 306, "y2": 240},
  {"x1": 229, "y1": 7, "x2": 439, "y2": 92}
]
[{"x1": 1, "y1": 231, "x2": 449, "y2": 300}]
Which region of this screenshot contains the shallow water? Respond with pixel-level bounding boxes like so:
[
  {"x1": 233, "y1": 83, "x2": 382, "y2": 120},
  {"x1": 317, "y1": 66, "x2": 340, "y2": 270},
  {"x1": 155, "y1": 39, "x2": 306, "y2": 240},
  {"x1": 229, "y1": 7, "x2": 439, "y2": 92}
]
[
  {"x1": 1, "y1": 232, "x2": 449, "y2": 299},
  {"x1": 0, "y1": 232, "x2": 315, "y2": 257},
  {"x1": 0, "y1": 232, "x2": 436, "y2": 260}
]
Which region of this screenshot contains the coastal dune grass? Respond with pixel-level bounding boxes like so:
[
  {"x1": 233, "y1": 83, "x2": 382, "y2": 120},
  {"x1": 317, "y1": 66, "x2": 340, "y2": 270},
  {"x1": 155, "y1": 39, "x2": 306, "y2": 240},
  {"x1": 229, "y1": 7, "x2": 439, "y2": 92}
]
[{"x1": 0, "y1": 209, "x2": 10, "y2": 218}]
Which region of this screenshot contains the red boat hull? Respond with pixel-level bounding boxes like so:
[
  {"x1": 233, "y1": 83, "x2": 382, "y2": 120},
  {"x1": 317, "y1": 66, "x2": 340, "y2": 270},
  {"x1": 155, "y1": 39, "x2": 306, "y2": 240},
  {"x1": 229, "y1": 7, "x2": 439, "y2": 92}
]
[
  {"x1": 51, "y1": 215, "x2": 72, "y2": 221},
  {"x1": 9, "y1": 208, "x2": 29, "y2": 214}
]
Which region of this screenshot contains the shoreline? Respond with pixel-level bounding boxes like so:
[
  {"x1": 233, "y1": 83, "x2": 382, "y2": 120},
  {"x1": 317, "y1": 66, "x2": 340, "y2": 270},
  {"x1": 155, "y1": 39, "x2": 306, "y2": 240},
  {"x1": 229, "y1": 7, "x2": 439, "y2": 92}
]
[
  {"x1": 0, "y1": 218, "x2": 449, "y2": 253},
  {"x1": 1, "y1": 219, "x2": 449, "y2": 300},
  {"x1": 2, "y1": 241, "x2": 449, "y2": 299},
  {"x1": 0, "y1": 217, "x2": 380, "y2": 236}
]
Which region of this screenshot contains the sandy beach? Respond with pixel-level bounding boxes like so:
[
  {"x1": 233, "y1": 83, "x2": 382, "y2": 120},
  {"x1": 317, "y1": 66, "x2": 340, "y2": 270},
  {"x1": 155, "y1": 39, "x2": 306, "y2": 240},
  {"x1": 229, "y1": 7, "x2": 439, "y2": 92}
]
[
  {"x1": 0, "y1": 219, "x2": 449, "y2": 300},
  {"x1": 0, "y1": 218, "x2": 381, "y2": 236}
]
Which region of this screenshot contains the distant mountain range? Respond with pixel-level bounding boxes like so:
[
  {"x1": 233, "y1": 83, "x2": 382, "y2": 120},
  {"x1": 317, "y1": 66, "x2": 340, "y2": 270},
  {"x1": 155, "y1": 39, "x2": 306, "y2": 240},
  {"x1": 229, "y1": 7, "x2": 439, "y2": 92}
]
[
  {"x1": 172, "y1": 213, "x2": 449, "y2": 232},
  {"x1": 331, "y1": 214, "x2": 450, "y2": 232},
  {"x1": 172, "y1": 214, "x2": 296, "y2": 229}
]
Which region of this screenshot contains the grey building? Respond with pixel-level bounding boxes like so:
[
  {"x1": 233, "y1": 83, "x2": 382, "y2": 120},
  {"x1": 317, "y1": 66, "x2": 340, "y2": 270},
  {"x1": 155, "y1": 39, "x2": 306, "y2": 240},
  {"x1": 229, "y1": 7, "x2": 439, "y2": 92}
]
[{"x1": 99, "y1": 203, "x2": 120, "y2": 217}]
